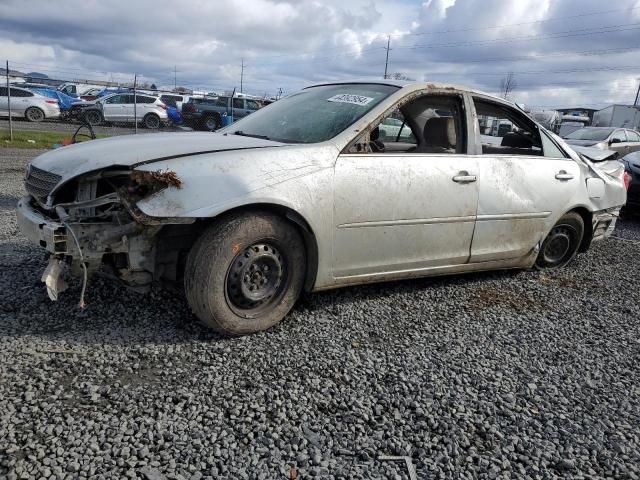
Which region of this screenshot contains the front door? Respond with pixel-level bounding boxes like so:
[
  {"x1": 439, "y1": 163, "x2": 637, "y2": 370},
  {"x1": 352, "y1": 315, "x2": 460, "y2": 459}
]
[
  {"x1": 333, "y1": 93, "x2": 479, "y2": 279},
  {"x1": 102, "y1": 94, "x2": 126, "y2": 121}
]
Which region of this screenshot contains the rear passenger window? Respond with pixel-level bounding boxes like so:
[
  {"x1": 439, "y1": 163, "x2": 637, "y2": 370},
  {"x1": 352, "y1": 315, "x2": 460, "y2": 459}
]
[
  {"x1": 474, "y1": 98, "x2": 545, "y2": 157},
  {"x1": 11, "y1": 88, "x2": 34, "y2": 97},
  {"x1": 628, "y1": 130, "x2": 640, "y2": 142},
  {"x1": 612, "y1": 130, "x2": 627, "y2": 143},
  {"x1": 233, "y1": 98, "x2": 244, "y2": 109}
]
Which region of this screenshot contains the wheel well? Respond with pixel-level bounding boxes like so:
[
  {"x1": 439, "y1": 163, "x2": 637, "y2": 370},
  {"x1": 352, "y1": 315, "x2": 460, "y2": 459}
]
[
  {"x1": 571, "y1": 207, "x2": 593, "y2": 252},
  {"x1": 156, "y1": 203, "x2": 319, "y2": 292}
]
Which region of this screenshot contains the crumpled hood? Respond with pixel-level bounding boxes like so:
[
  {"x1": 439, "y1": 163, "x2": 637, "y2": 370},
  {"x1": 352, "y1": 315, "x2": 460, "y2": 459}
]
[
  {"x1": 564, "y1": 139, "x2": 601, "y2": 148},
  {"x1": 30, "y1": 132, "x2": 285, "y2": 179},
  {"x1": 571, "y1": 145, "x2": 618, "y2": 162}
]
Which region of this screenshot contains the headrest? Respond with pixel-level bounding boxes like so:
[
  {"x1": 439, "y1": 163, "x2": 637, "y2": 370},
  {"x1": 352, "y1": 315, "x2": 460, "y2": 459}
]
[
  {"x1": 423, "y1": 117, "x2": 455, "y2": 148},
  {"x1": 501, "y1": 131, "x2": 533, "y2": 148}
]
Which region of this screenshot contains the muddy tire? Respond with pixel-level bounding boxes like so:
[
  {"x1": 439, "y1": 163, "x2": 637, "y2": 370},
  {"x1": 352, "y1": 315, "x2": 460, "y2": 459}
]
[
  {"x1": 144, "y1": 113, "x2": 161, "y2": 129},
  {"x1": 535, "y1": 212, "x2": 584, "y2": 269},
  {"x1": 25, "y1": 107, "x2": 45, "y2": 122},
  {"x1": 184, "y1": 211, "x2": 306, "y2": 335}
]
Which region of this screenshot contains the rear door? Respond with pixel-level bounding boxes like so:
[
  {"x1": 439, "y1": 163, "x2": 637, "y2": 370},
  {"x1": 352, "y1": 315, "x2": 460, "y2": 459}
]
[
  {"x1": 625, "y1": 129, "x2": 640, "y2": 153},
  {"x1": 232, "y1": 98, "x2": 248, "y2": 118},
  {"x1": 0, "y1": 87, "x2": 7, "y2": 115},
  {"x1": 609, "y1": 129, "x2": 628, "y2": 155},
  {"x1": 470, "y1": 97, "x2": 580, "y2": 262}
]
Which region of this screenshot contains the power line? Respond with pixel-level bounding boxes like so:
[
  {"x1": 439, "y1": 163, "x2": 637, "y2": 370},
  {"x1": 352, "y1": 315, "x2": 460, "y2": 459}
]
[
  {"x1": 394, "y1": 23, "x2": 640, "y2": 51},
  {"x1": 393, "y1": 5, "x2": 640, "y2": 37}
]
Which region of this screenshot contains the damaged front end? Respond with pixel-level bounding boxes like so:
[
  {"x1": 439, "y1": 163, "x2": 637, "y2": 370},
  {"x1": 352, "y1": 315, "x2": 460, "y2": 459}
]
[{"x1": 17, "y1": 165, "x2": 191, "y2": 304}]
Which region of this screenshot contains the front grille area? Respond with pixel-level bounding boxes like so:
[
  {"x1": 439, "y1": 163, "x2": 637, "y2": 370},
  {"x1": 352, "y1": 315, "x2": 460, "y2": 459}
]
[{"x1": 25, "y1": 165, "x2": 61, "y2": 202}]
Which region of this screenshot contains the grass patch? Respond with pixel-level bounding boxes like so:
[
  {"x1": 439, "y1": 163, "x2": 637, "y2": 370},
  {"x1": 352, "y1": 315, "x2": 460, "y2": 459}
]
[{"x1": 1, "y1": 130, "x2": 110, "y2": 149}]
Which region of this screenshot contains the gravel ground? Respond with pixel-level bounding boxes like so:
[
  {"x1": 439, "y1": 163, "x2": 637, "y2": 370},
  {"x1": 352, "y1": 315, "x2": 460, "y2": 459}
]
[{"x1": 1, "y1": 149, "x2": 639, "y2": 479}]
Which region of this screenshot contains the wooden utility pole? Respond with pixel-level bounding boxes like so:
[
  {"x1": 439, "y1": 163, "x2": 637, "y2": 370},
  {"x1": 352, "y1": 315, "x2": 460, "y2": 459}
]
[
  {"x1": 634, "y1": 78, "x2": 640, "y2": 106},
  {"x1": 383, "y1": 36, "x2": 391, "y2": 79},
  {"x1": 240, "y1": 58, "x2": 245, "y2": 93}
]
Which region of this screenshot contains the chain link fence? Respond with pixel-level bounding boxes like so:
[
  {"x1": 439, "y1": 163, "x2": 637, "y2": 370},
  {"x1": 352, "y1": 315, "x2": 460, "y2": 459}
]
[{"x1": 1, "y1": 60, "x2": 278, "y2": 149}]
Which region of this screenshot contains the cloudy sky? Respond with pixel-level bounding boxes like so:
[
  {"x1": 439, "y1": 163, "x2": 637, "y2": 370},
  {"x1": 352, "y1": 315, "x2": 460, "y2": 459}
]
[{"x1": 1, "y1": 0, "x2": 639, "y2": 108}]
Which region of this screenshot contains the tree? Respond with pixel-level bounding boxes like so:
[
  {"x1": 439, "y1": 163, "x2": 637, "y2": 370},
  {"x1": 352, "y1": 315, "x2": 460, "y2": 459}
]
[
  {"x1": 500, "y1": 72, "x2": 517, "y2": 99},
  {"x1": 389, "y1": 72, "x2": 415, "y2": 81},
  {"x1": 150, "y1": 83, "x2": 157, "y2": 90}
]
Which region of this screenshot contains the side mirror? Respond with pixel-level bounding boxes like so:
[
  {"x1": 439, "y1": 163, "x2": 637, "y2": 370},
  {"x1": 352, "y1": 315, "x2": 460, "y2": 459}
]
[{"x1": 610, "y1": 138, "x2": 622, "y2": 144}]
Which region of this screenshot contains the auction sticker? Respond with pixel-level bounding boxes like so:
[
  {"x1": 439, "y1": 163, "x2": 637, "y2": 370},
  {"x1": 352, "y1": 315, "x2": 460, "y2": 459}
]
[{"x1": 327, "y1": 94, "x2": 374, "y2": 106}]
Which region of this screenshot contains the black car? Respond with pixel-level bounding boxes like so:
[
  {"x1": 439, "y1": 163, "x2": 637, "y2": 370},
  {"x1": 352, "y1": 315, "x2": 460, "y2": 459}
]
[{"x1": 182, "y1": 96, "x2": 261, "y2": 131}]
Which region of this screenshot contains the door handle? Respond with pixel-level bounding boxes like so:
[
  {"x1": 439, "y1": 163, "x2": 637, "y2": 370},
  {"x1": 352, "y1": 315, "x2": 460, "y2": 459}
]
[
  {"x1": 555, "y1": 170, "x2": 574, "y2": 181},
  {"x1": 452, "y1": 171, "x2": 477, "y2": 183}
]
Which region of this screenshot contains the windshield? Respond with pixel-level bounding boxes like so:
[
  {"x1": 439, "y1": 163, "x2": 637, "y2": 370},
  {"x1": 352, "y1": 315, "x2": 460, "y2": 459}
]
[
  {"x1": 219, "y1": 84, "x2": 399, "y2": 143},
  {"x1": 566, "y1": 128, "x2": 614, "y2": 141}
]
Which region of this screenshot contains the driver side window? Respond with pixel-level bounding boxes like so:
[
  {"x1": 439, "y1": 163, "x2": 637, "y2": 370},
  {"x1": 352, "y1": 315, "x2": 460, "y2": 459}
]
[{"x1": 353, "y1": 94, "x2": 466, "y2": 154}]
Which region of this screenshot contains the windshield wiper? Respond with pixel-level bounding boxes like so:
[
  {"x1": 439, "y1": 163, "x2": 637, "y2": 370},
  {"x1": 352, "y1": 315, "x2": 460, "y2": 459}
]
[{"x1": 233, "y1": 130, "x2": 270, "y2": 140}]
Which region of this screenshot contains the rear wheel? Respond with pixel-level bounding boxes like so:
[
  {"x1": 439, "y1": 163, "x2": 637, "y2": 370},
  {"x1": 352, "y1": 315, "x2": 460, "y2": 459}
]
[
  {"x1": 535, "y1": 212, "x2": 584, "y2": 269},
  {"x1": 144, "y1": 113, "x2": 161, "y2": 129},
  {"x1": 83, "y1": 109, "x2": 103, "y2": 126},
  {"x1": 202, "y1": 114, "x2": 220, "y2": 131},
  {"x1": 25, "y1": 107, "x2": 45, "y2": 122},
  {"x1": 184, "y1": 211, "x2": 306, "y2": 335}
]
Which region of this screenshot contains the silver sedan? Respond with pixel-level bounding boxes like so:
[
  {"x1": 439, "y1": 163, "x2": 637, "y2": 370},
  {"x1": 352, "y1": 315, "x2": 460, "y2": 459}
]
[{"x1": 17, "y1": 81, "x2": 626, "y2": 335}]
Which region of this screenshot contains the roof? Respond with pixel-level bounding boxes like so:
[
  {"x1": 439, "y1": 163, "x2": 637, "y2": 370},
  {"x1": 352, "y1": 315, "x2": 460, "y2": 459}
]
[{"x1": 304, "y1": 78, "x2": 506, "y2": 104}]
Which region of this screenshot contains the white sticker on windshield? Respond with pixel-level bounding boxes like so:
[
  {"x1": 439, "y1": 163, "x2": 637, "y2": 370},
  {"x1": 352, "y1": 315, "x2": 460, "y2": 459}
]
[{"x1": 327, "y1": 94, "x2": 374, "y2": 106}]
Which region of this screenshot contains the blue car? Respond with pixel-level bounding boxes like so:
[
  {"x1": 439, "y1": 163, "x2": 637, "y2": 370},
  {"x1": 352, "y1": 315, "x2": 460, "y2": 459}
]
[{"x1": 28, "y1": 88, "x2": 83, "y2": 111}]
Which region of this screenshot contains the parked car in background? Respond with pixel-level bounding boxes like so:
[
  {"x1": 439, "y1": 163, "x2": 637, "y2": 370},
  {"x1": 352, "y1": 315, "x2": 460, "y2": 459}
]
[
  {"x1": 79, "y1": 87, "x2": 106, "y2": 101},
  {"x1": 16, "y1": 80, "x2": 626, "y2": 335},
  {"x1": 378, "y1": 116, "x2": 416, "y2": 142},
  {"x1": 158, "y1": 93, "x2": 190, "y2": 111},
  {"x1": 564, "y1": 127, "x2": 640, "y2": 157},
  {"x1": 0, "y1": 86, "x2": 60, "y2": 122},
  {"x1": 182, "y1": 96, "x2": 261, "y2": 130},
  {"x1": 27, "y1": 87, "x2": 85, "y2": 119},
  {"x1": 57, "y1": 82, "x2": 104, "y2": 98},
  {"x1": 80, "y1": 93, "x2": 168, "y2": 128}
]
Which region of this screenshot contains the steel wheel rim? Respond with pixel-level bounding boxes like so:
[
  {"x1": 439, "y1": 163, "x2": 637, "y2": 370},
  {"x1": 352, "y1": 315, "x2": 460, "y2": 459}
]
[
  {"x1": 27, "y1": 108, "x2": 44, "y2": 121},
  {"x1": 543, "y1": 225, "x2": 575, "y2": 264},
  {"x1": 146, "y1": 115, "x2": 159, "y2": 129},
  {"x1": 225, "y1": 242, "x2": 287, "y2": 317},
  {"x1": 205, "y1": 117, "x2": 216, "y2": 130}
]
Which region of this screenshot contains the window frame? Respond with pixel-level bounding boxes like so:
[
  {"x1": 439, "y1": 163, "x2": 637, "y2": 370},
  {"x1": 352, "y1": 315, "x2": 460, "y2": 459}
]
[
  {"x1": 626, "y1": 130, "x2": 640, "y2": 142},
  {"x1": 343, "y1": 91, "x2": 468, "y2": 155},
  {"x1": 611, "y1": 129, "x2": 627, "y2": 143},
  {"x1": 472, "y1": 96, "x2": 569, "y2": 159}
]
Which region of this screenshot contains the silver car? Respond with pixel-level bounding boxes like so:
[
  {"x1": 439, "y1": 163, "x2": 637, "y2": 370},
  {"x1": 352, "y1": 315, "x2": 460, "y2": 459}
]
[
  {"x1": 16, "y1": 81, "x2": 626, "y2": 335},
  {"x1": 82, "y1": 93, "x2": 168, "y2": 129},
  {"x1": 564, "y1": 127, "x2": 640, "y2": 157},
  {"x1": 0, "y1": 85, "x2": 61, "y2": 122}
]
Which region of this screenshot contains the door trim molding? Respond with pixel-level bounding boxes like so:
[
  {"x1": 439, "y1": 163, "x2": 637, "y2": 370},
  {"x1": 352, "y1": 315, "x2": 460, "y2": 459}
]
[
  {"x1": 337, "y1": 215, "x2": 476, "y2": 229},
  {"x1": 477, "y1": 211, "x2": 551, "y2": 221}
]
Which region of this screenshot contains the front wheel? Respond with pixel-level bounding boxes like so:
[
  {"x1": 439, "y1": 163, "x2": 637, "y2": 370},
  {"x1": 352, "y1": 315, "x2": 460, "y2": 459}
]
[
  {"x1": 535, "y1": 212, "x2": 584, "y2": 269},
  {"x1": 184, "y1": 212, "x2": 306, "y2": 335}
]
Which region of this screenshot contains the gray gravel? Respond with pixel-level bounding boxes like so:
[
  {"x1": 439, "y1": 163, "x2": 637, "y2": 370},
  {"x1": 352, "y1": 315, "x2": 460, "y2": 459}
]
[{"x1": 1, "y1": 149, "x2": 640, "y2": 479}]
